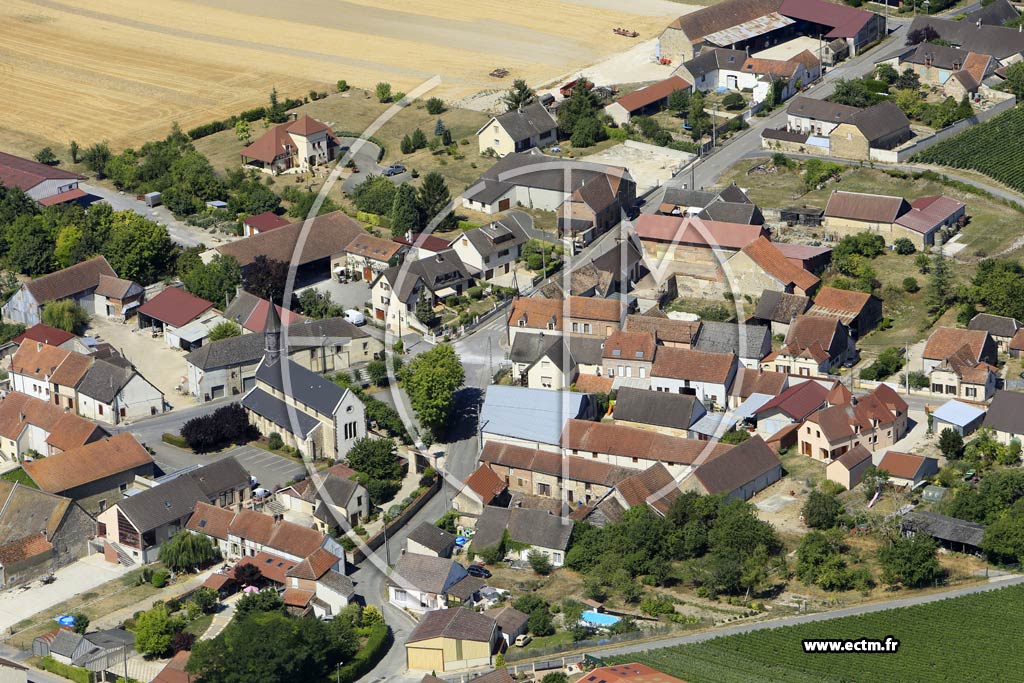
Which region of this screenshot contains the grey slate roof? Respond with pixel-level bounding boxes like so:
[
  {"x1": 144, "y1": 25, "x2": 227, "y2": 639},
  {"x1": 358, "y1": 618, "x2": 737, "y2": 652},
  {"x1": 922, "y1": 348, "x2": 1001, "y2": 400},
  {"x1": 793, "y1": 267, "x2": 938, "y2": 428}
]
[
  {"x1": 47, "y1": 629, "x2": 85, "y2": 658},
  {"x1": 319, "y1": 569, "x2": 356, "y2": 598},
  {"x1": 254, "y1": 357, "x2": 349, "y2": 418},
  {"x1": 907, "y1": 16, "x2": 1024, "y2": 59},
  {"x1": 188, "y1": 457, "x2": 249, "y2": 499},
  {"x1": 447, "y1": 575, "x2": 485, "y2": 602},
  {"x1": 786, "y1": 95, "x2": 859, "y2": 123},
  {"x1": 389, "y1": 553, "x2": 465, "y2": 594},
  {"x1": 662, "y1": 187, "x2": 718, "y2": 208},
  {"x1": 77, "y1": 358, "x2": 137, "y2": 404},
  {"x1": 489, "y1": 102, "x2": 557, "y2": 142},
  {"x1": 754, "y1": 289, "x2": 811, "y2": 323},
  {"x1": 613, "y1": 386, "x2": 705, "y2": 430},
  {"x1": 473, "y1": 506, "x2": 574, "y2": 552},
  {"x1": 407, "y1": 521, "x2": 457, "y2": 555},
  {"x1": 407, "y1": 608, "x2": 495, "y2": 643},
  {"x1": 902, "y1": 510, "x2": 985, "y2": 548},
  {"x1": 965, "y1": 0, "x2": 1019, "y2": 26},
  {"x1": 983, "y1": 390, "x2": 1024, "y2": 435},
  {"x1": 689, "y1": 436, "x2": 780, "y2": 496},
  {"x1": 459, "y1": 219, "x2": 529, "y2": 259},
  {"x1": 380, "y1": 249, "x2": 472, "y2": 301},
  {"x1": 118, "y1": 476, "x2": 207, "y2": 533},
  {"x1": 850, "y1": 101, "x2": 911, "y2": 144},
  {"x1": 968, "y1": 313, "x2": 1022, "y2": 339},
  {"x1": 241, "y1": 387, "x2": 321, "y2": 438},
  {"x1": 683, "y1": 48, "x2": 747, "y2": 80},
  {"x1": 693, "y1": 321, "x2": 770, "y2": 358},
  {"x1": 698, "y1": 200, "x2": 765, "y2": 225},
  {"x1": 464, "y1": 149, "x2": 632, "y2": 206}
]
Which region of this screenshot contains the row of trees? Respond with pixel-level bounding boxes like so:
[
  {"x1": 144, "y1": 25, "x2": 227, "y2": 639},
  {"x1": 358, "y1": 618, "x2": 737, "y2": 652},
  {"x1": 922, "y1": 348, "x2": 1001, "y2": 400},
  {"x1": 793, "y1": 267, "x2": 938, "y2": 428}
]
[{"x1": 350, "y1": 171, "x2": 454, "y2": 234}]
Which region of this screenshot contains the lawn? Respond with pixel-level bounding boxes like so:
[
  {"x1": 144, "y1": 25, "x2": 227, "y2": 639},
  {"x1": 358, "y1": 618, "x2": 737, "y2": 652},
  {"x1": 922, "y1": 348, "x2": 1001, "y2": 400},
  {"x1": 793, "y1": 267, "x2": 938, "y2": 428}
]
[
  {"x1": 193, "y1": 88, "x2": 492, "y2": 195},
  {"x1": 718, "y1": 160, "x2": 1024, "y2": 256},
  {"x1": 604, "y1": 583, "x2": 1024, "y2": 683},
  {"x1": 1, "y1": 467, "x2": 38, "y2": 488},
  {"x1": 183, "y1": 613, "x2": 215, "y2": 637}
]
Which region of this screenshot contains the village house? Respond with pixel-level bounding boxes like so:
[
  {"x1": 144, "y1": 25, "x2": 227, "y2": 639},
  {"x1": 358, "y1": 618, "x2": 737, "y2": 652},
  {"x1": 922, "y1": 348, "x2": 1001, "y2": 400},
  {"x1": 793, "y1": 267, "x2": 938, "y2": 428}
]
[
  {"x1": 658, "y1": 0, "x2": 884, "y2": 63},
  {"x1": 471, "y1": 506, "x2": 574, "y2": 567},
  {"x1": 223, "y1": 290, "x2": 306, "y2": 333},
  {"x1": 22, "y1": 433, "x2": 154, "y2": 515},
  {"x1": 602, "y1": 330, "x2": 656, "y2": 384},
  {"x1": 905, "y1": 15, "x2": 1024, "y2": 63},
  {"x1": 405, "y1": 608, "x2": 499, "y2": 672},
  {"x1": 886, "y1": 43, "x2": 993, "y2": 98},
  {"x1": 822, "y1": 191, "x2": 965, "y2": 248},
  {"x1": 0, "y1": 150, "x2": 86, "y2": 205},
  {"x1": 560, "y1": 418, "x2": 733, "y2": 476},
  {"x1": 274, "y1": 463, "x2": 370, "y2": 532},
  {"x1": 0, "y1": 393, "x2": 106, "y2": 462},
  {"x1": 767, "y1": 98, "x2": 913, "y2": 162},
  {"x1": 797, "y1": 384, "x2": 909, "y2": 460},
  {"x1": 807, "y1": 286, "x2": 883, "y2": 338},
  {"x1": 650, "y1": 346, "x2": 738, "y2": 410},
  {"x1": 96, "y1": 458, "x2": 250, "y2": 565},
  {"x1": 604, "y1": 75, "x2": 692, "y2": 125},
  {"x1": 453, "y1": 464, "x2": 511, "y2": 519},
  {"x1": 776, "y1": 243, "x2": 832, "y2": 274},
  {"x1": 478, "y1": 385, "x2": 600, "y2": 450},
  {"x1": 387, "y1": 553, "x2": 476, "y2": 614},
  {"x1": 240, "y1": 114, "x2": 341, "y2": 174},
  {"x1": 636, "y1": 214, "x2": 768, "y2": 279},
  {"x1": 484, "y1": 607, "x2": 530, "y2": 648},
  {"x1": 968, "y1": 313, "x2": 1022, "y2": 354},
  {"x1": 462, "y1": 151, "x2": 636, "y2": 247},
  {"x1": 930, "y1": 399, "x2": 987, "y2": 438},
  {"x1": 7, "y1": 341, "x2": 93, "y2": 407},
  {"x1": 679, "y1": 47, "x2": 820, "y2": 104},
  {"x1": 242, "y1": 211, "x2": 291, "y2": 237},
  {"x1": 982, "y1": 390, "x2": 1024, "y2": 446},
  {"x1": 625, "y1": 313, "x2": 701, "y2": 348},
  {"x1": 186, "y1": 316, "x2": 379, "y2": 401},
  {"x1": 4, "y1": 324, "x2": 81, "y2": 358},
  {"x1": 692, "y1": 321, "x2": 772, "y2": 368},
  {"x1": 727, "y1": 367, "x2": 789, "y2": 409},
  {"x1": 679, "y1": 436, "x2": 782, "y2": 501},
  {"x1": 825, "y1": 444, "x2": 872, "y2": 490},
  {"x1": 370, "y1": 250, "x2": 473, "y2": 334},
  {"x1": 476, "y1": 102, "x2": 557, "y2": 157},
  {"x1": 928, "y1": 343, "x2": 999, "y2": 402},
  {"x1": 136, "y1": 286, "x2": 219, "y2": 351},
  {"x1": 342, "y1": 232, "x2": 407, "y2": 282},
  {"x1": 877, "y1": 451, "x2": 940, "y2": 488},
  {"x1": 612, "y1": 386, "x2": 708, "y2": 436},
  {"x1": 0, "y1": 482, "x2": 95, "y2": 587},
  {"x1": 507, "y1": 295, "x2": 623, "y2": 345},
  {"x1": 606, "y1": 463, "x2": 686, "y2": 517},
  {"x1": 658, "y1": 184, "x2": 764, "y2": 225},
  {"x1": 76, "y1": 356, "x2": 166, "y2": 424},
  {"x1": 751, "y1": 289, "x2": 811, "y2": 337},
  {"x1": 752, "y1": 379, "x2": 833, "y2": 438},
  {"x1": 449, "y1": 219, "x2": 529, "y2": 282},
  {"x1": 922, "y1": 326, "x2": 997, "y2": 374},
  {"x1": 241, "y1": 305, "x2": 365, "y2": 460},
  {"x1": 509, "y1": 334, "x2": 604, "y2": 389},
  {"x1": 724, "y1": 236, "x2": 820, "y2": 299},
  {"x1": 541, "y1": 233, "x2": 644, "y2": 302},
  {"x1": 480, "y1": 440, "x2": 633, "y2": 507},
  {"x1": 2, "y1": 257, "x2": 141, "y2": 326},
  {"x1": 762, "y1": 314, "x2": 854, "y2": 376}
]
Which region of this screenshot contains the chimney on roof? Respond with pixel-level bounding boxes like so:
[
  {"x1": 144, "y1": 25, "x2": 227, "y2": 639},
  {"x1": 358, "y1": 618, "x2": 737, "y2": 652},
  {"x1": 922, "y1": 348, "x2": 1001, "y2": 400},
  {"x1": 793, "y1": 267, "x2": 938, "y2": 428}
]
[
  {"x1": 18, "y1": 412, "x2": 25, "y2": 423},
  {"x1": 36, "y1": 342, "x2": 42, "y2": 352}
]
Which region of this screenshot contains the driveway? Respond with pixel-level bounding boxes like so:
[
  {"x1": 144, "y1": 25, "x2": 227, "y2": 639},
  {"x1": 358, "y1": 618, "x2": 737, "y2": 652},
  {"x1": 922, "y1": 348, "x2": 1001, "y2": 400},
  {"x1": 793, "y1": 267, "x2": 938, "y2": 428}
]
[
  {"x1": 80, "y1": 183, "x2": 222, "y2": 248},
  {"x1": 149, "y1": 442, "x2": 306, "y2": 490},
  {"x1": 0, "y1": 554, "x2": 132, "y2": 634},
  {"x1": 339, "y1": 137, "x2": 410, "y2": 192},
  {"x1": 296, "y1": 278, "x2": 373, "y2": 313}
]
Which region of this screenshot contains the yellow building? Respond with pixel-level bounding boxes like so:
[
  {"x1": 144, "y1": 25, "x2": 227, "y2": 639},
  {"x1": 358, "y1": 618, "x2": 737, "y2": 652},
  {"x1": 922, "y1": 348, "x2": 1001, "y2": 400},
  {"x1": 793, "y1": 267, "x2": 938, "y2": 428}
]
[{"x1": 405, "y1": 608, "x2": 499, "y2": 673}]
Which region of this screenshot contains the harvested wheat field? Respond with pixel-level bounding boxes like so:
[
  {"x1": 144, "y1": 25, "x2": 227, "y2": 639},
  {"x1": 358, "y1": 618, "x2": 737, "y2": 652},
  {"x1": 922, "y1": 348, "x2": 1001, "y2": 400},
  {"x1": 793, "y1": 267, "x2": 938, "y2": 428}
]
[{"x1": 0, "y1": 0, "x2": 690, "y2": 153}]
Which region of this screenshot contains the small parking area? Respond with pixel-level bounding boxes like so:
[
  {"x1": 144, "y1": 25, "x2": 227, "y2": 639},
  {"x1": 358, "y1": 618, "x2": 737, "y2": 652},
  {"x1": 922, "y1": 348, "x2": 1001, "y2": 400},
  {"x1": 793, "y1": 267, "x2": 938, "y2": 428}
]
[
  {"x1": 86, "y1": 316, "x2": 195, "y2": 410},
  {"x1": 150, "y1": 442, "x2": 307, "y2": 490},
  {"x1": 296, "y1": 278, "x2": 373, "y2": 315}
]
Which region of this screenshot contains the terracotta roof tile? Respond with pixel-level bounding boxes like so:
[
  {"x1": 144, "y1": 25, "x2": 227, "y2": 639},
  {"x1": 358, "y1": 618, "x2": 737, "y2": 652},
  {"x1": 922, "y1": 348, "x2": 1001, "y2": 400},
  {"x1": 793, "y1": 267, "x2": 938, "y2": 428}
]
[
  {"x1": 615, "y1": 76, "x2": 692, "y2": 112},
  {"x1": 739, "y1": 237, "x2": 819, "y2": 292},
  {"x1": 138, "y1": 287, "x2": 214, "y2": 328},
  {"x1": 508, "y1": 296, "x2": 621, "y2": 332},
  {"x1": 877, "y1": 451, "x2": 929, "y2": 480},
  {"x1": 810, "y1": 286, "x2": 871, "y2": 316},
  {"x1": 625, "y1": 314, "x2": 701, "y2": 345},
  {"x1": 243, "y1": 211, "x2": 291, "y2": 233},
  {"x1": 12, "y1": 324, "x2": 74, "y2": 347},
  {"x1": 186, "y1": 501, "x2": 235, "y2": 540},
  {"x1": 285, "y1": 547, "x2": 338, "y2": 580},
  {"x1": 345, "y1": 232, "x2": 403, "y2": 262},
  {"x1": 233, "y1": 551, "x2": 296, "y2": 584},
  {"x1": 755, "y1": 381, "x2": 829, "y2": 420},
  {"x1": 602, "y1": 330, "x2": 656, "y2": 361},
  {"x1": 574, "y1": 374, "x2": 615, "y2": 393},
  {"x1": 216, "y1": 211, "x2": 363, "y2": 268},
  {"x1": 729, "y1": 368, "x2": 788, "y2": 398},
  {"x1": 652, "y1": 346, "x2": 736, "y2": 383},
  {"x1": 562, "y1": 419, "x2": 732, "y2": 465},
  {"x1": 463, "y1": 464, "x2": 507, "y2": 504},
  {"x1": 923, "y1": 327, "x2": 990, "y2": 362},
  {"x1": 23, "y1": 433, "x2": 153, "y2": 493},
  {"x1": 480, "y1": 441, "x2": 633, "y2": 486},
  {"x1": 825, "y1": 191, "x2": 909, "y2": 223},
  {"x1": 636, "y1": 214, "x2": 767, "y2": 249}
]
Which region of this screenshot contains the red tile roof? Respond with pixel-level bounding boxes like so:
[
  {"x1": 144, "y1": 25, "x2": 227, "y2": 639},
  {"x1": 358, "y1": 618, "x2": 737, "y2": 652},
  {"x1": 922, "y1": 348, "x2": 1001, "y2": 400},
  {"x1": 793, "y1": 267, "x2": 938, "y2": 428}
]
[
  {"x1": 282, "y1": 588, "x2": 315, "y2": 607},
  {"x1": 243, "y1": 211, "x2": 290, "y2": 233},
  {"x1": 393, "y1": 234, "x2": 451, "y2": 253},
  {"x1": 463, "y1": 464, "x2": 507, "y2": 504},
  {"x1": 12, "y1": 324, "x2": 74, "y2": 347},
  {"x1": 138, "y1": 287, "x2": 214, "y2": 328},
  {"x1": 233, "y1": 552, "x2": 296, "y2": 584},
  {"x1": 614, "y1": 76, "x2": 692, "y2": 113},
  {"x1": 508, "y1": 296, "x2": 622, "y2": 331},
  {"x1": 824, "y1": 191, "x2": 909, "y2": 223},
  {"x1": 739, "y1": 237, "x2": 819, "y2": 292},
  {"x1": 38, "y1": 188, "x2": 88, "y2": 207},
  {"x1": 779, "y1": 0, "x2": 875, "y2": 38},
  {"x1": 243, "y1": 298, "x2": 306, "y2": 333},
  {"x1": 574, "y1": 374, "x2": 615, "y2": 393},
  {"x1": 602, "y1": 330, "x2": 656, "y2": 361},
  {"x1": 652, "y1": 346, "x2": 736, "y2": 383},
  {"x1": 286, "y1": 547, "x2": 339, "y2": 580},
  {"x1": 923, "y1": 327, "x2": 990, "y2": 362},
  {"x1": 0, "y1": 151, "x2": 84, "y2": 193},
  {"x1": 877, "y1": 451, "x2": 929, "y2": 480},
  {"x1": 23, "y1": 433, "x2": 152, "y2": 493},
  {"x1": 562, "y1": 419, "x2": 733, "y2": 465},
  {"x1": 755, "y1": 381, "x2": 829, "y2": 420},
  {"x1": 808, "y1": 286, "x2": 873, "y2": 321},
  {"x1": 241, "y1": 116, "x2": 337, "y2": 164},
  {"x1": 636, "y1": 214, "x2": 767, "y2": 249}
]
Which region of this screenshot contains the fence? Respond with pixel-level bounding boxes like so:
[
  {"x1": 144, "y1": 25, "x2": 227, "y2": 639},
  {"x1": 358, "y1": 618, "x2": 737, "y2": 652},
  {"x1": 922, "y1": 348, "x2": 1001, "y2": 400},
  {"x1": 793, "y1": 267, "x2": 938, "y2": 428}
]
[
  {"x1": 349, "y1": 476, "x2": 441, "y2": 564},
  {"x1": 502, "y1": 623, "x2": 688, "y2": 663}
]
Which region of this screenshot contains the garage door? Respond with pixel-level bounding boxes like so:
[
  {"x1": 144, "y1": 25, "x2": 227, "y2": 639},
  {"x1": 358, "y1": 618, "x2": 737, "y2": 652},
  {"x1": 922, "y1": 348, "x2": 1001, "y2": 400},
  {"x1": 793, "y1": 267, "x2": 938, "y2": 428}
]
[
  {"x1": 406, "y1": 647, "x2": 444, "y2": 672},
  {"x1": 498, "y1": 198, "x2": 510, "y2": 211},
  {"x1": 242, "y1": 376, "x2": 256, "y2": 392},
  {"x1": 210, "y1": 385, "x2": 225, "y2": 399}
]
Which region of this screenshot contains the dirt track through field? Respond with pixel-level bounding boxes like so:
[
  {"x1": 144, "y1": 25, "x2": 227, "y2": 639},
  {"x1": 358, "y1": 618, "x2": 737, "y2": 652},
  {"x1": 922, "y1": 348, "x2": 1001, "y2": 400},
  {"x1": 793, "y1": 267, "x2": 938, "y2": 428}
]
[{"x1": 0, "y1": 0, "x2": 692, "y2": 152}]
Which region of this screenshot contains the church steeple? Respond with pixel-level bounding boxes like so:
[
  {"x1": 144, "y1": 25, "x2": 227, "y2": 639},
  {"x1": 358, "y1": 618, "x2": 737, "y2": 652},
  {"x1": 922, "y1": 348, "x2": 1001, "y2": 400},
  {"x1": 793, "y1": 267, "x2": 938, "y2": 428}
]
[{"x1": 264, "y1": 300, "x2": 282, "y2": 364}]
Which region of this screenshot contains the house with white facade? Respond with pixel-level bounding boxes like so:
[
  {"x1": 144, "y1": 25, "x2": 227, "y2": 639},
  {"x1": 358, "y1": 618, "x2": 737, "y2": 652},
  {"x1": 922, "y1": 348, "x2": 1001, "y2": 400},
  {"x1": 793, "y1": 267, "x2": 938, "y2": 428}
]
[
  {"x1": 240, "y1": 115, "x2": 342, "y2": 174},
  {"x1": 650, "y1": 347, "x2": 738, "y2": 411},
  {"x1": 448, "y1": 219, "x2": 529, "y2": 281},
  {"x1": 1, "y1": 257, "x2": 139, "y2": 327},
  {"x1": 75, "y1": 356, "x2": 166, "y2": 425},
  {"x1": 387, "y1": 553, "x2": 474, "y2": 614},
  {"x1": 476, "y1": 102, "x2": 557, "y2": 157}
]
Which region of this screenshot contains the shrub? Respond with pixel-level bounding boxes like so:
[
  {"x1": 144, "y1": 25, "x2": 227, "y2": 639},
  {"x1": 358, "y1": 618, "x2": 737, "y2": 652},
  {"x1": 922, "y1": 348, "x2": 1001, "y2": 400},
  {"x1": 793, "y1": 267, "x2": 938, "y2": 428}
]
[
  {"x1": 151, "y1": 569, "x2": 170, "y2": 588},
  {"x1": 893, "y1": 237, "x2": 916, "y2": 255},
  {"x1": 467, "y1": 286, "x2": 485, "y2": 299},
  {"x1": 170, "y1": 631, "x2": 196, "y2": 653},
  {"x1": 39, "y1": 657, "x2": 91, "y2": 683},
  {"x1": 336, "y1": 80, "x2": 349, "y2": 92},
  {"x1": 722, "y1": 92, "x2": 746, "y2": 110},
  {"x1": 267, "y1": 432, "x2": 284, "y2": 450},
  {"x1": 426, "y1": 97, "x2": 445, "y2": 115},
  {"x1": 333, "y1": 623, "x2": 390, "y2": 683},
  {"x1": 903, "y1": 277, "x2": 920, "y2": 293},
  {"x1": 180, "y1": 403, "x2": 258, "y2": 453}
]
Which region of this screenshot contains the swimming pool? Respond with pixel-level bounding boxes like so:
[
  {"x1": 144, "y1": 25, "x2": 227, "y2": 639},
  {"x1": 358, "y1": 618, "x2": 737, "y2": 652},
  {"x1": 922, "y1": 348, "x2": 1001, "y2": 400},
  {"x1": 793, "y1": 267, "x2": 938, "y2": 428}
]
[{"x1": 581, "y1": 610, "x2": 620, "y2": 627}]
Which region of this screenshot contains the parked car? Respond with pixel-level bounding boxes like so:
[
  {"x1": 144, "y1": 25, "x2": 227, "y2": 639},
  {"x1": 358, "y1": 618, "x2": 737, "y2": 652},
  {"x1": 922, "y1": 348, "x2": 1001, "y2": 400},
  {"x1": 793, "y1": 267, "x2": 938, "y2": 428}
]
[
  {"x1": 466, "y1": 565, "x2": 491, "y2": 579},
  {"x1": 383, "y1": 164, "x2": 406, "y2": 177},
  {"x1": 344, "y1": 309, "x2": 366, "y2": 326},
  {"x1": 515, "y1": 634, "x2": 532, "y2": 647}
]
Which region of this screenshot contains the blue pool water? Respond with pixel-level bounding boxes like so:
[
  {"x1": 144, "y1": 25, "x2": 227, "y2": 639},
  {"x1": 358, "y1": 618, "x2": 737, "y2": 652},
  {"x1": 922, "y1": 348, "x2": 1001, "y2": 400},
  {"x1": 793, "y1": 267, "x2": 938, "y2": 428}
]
[{"x1": 581, "y1": 610, "x2": 620, "y2": 627}]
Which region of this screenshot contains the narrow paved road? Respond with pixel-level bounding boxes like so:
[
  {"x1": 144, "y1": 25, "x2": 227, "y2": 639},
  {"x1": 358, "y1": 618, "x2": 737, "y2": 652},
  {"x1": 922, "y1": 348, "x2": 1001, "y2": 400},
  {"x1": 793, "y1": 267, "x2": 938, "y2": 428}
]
[{"x1": 81, "y1": 183, "x2": 217, "y2": 248}]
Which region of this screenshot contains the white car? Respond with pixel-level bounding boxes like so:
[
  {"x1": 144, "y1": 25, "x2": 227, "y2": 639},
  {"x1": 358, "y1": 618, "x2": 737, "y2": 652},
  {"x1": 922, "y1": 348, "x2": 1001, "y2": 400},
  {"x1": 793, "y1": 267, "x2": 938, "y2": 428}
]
[{"x1": 344, "y1": 309, "x2": 366, "y2": 326}]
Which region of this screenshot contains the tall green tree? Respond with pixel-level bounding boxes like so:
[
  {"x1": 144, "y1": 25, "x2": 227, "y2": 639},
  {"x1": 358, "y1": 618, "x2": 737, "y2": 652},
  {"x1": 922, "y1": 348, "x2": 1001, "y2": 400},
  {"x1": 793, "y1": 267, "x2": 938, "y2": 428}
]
[
  {"x1": 81, "y1": 142, "x2": 112, "y2": 177},
  {"x1": 503, "y1": 79, "x2": 536, "y2": 111},
  {"x1": 41, "y1": 300, "x2": 91, "y2": 334},
  {"x1": 802, "y1": 490, "x2": 844, "y2": 529},
  {"x1": 241, "y1": 255, "x2": 289, "y2": 304},
  {"x1": 351, "y1": 175, "x2": 398, "y2": 215},
  {"x1": 158, "y1": 530, "x2": 221, "y2": 572},
  {"x1": 688, "y1": 91, "x2": 711, "y2": 141},
  {"x1": 400, "y1": 344, "x2": 465, "y2": 439},
  {"x1": 183, "y1": 254, "x2": 242, "y2": 306},
  {"x1": 345, "y1": 437, "x2": 401, "y2": 481},
  {"x1": 104, "y1": 211, "x2": 175, "y2": 284},
  {"x1": 208, "y1": 321, "x2": 241, "y2": 342},
  {"x1": 925, "y1": 249, "x2": 954, "y2": 314},
  {"x1": 134, "y1": 604, "x2": 180, "y2": 657},
  {"x1": 417, "y1": 172, "x2": 453, "y2": 228},
  {"x1": 389, "y1": 183, "x2": 421, "y2": 236},
  {"x1": 5, "y1": 215, "x2": 55, "y2": 275},
  {"x1": 878, "y1": 534, "x2": 943, "y2": 588}
]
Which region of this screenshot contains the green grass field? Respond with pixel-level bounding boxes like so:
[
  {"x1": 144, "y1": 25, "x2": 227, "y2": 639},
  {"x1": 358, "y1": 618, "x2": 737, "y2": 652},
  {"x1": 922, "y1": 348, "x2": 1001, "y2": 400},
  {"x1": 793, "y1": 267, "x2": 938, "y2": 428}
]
[{"x1": 605, "y1": 583, "x2": 1024, "y2": 683}]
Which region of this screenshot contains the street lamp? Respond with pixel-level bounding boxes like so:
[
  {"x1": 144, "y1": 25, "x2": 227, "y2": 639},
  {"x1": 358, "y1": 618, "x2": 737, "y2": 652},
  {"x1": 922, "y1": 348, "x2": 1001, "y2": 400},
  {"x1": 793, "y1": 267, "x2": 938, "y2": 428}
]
[{"x1": 376, "y1": 506, "x2": 391, "y2": 566}]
